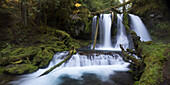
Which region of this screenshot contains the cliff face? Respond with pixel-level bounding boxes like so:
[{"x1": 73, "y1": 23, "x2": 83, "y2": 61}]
[{"x1": 131, "y1": 0, "x2": 170, "y2": 43}]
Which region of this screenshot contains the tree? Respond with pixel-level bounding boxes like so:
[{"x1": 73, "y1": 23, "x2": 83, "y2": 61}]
[
  {"x1": 35, "y1": 0, "x2": 41, "y2": 26},
  {"x1": 21, "y1": 0, "x2": 27, "y2": 27}
]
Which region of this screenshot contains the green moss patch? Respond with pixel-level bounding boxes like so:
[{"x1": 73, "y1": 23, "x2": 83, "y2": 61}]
[
  {"x1": 33, "y1": 50, "x2": 54, "y2": 68},
  {"x1": 135, "y1": 42, "x2": 169, "y2": 85},
  {"x1": 4, "y1": 64, "x2": 38, "y2": 75}
]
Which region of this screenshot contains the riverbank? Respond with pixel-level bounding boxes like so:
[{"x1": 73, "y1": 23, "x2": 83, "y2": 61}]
[{"x1": 0, "y1": 25, "x2": 90, "y2": 75}]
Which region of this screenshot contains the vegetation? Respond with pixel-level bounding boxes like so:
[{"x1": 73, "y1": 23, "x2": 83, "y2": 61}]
[
  {"x1": 121, "y1": 8, "x2": 170, "y2": 84},
  {"x1": 0, "y1": 0, "x2": 170, "y2": 85}
]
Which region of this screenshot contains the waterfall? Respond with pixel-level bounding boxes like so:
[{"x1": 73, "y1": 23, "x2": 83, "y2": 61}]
[
  {"x1": 114, "y1": 14, "x2": 129, "y2": 50},
  {"x1": 92, "y1": 16, "x2": 97, "y2": 41},
  {"x1": 92, "y1": 14, "x2": 130, "y2": 51},
  {"x1": 129, "y1": 14, "x2": 152, "y2": 41},
  {"x1": 92, "y1": 14, "x2": 115, "y2": 50},
  {"x1": 92, "y1": 14, "x2": 151, "y2": 50},
  {"x1": 10, "y1": 51, "x2": 130, "y2": 85},
  {"x1": 8, "y1": 13, "x2": 148, "y2": 85}
]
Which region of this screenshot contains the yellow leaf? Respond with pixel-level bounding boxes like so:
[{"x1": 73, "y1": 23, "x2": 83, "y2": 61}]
[
  {"x1": 73, "y1": 10, "x2": 80, "y2": 14},
  {"x1": 75, "y1": 3, "x2": 82, "y2": 7}
]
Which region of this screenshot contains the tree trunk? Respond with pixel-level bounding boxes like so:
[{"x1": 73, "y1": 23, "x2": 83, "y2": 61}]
[
  {"x1": 123, "y1": 0, "x2": 126, "y2": 12},
  {"x1": 92, "y1": 14, "x2": 100, "y2": 50},
  {"x1": 36, "y1": 0, "x2": 41, "y2": 26},
  {"x1": 39, "y1": 47, "x2": 76, "y2": 77},
  {"x1": 21, "y1": 0, "x2": 27, "y2": 27}
]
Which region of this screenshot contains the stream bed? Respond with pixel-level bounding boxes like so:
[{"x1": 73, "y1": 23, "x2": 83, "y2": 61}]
[{"x1": 0, "y1": 51, "x2": 134, "y2": 85}]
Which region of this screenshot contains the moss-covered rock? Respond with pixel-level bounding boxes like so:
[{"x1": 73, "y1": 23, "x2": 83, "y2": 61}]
[
  {"x1": 4, "y1": 64, "x2": 38, "y2": 75},
  {"x1": 0, "y1": 46, "x2": 39, "y2": 66},
  {"x1": 32, "y1": 49, "x2": 54, "y2": 68},
  {"x1": 0, "y1": 25, "x2": 83, "y2": 75}
]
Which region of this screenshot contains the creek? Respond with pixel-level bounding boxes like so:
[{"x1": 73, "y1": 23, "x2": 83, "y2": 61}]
[{"x1": 2, "y1": 13, "x2": 151, "y2": 85}]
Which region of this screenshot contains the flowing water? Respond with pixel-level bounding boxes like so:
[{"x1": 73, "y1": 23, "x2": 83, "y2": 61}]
[
  {"x1": 1, "y1": 13, "x2": 152, "y2": 85},
  {"x1": 129, "y1": 14, "x2": 152, "y2": 41},
  {"x1": 92, "y1": 14, "x2": 130, "y2": 51},
  {"x1": 114, "y1": 14, "x2": 129, "y2": 50},
  {"x1": 8, "y1": 51, "x2": 134, "y2": 85},
  {"x1": 94, "y1": 14, "x2": 115, "y2": 50}
]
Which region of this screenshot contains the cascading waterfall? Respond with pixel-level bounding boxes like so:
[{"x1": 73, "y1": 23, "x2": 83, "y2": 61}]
[
  {"x1": 10, "y1": 51, "x2": 130, "y2": 85},
  {"x1": 92, "y1": 13, "x2": 129, "y2": 50},
  {"x1": 92, "y1": 16, "x2": 97, "y2": 41},
  {"x1": 92, "y1": 14, "x2": 151, "y2": 50},
  {"x1": 129, "y1": 14, "x2": 152, "y2": 41},
  {"x1": 9, "y1": 13, "x2": 151, "y2": 85},
  {"x1": 102, "y1": 14, "x2": 113, "y2": 48},
  {"x1": 114, "y1": 14, "x2": 129, "y2": 50},
  {"x1": 92, "y1": 14, "x2": 115, "y2": 50}
]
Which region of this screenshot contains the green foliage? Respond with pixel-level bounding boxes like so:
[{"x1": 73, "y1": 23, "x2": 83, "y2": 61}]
[
  {"x1": 0, "y1": 43, "x2": 12, "y2": 58},
  {"x1": 0, "y1": 25, "x2": 83, "y2": 74},
  {"x1": 153, "y1": 21, "x2": 170, "y2": 37},
  {"x1": 136, "y1": 42, "x2": 170, "y2": 85},
  {"x1": 4, "y1": 64, "x2": 38, "y2": 75},
  {"x1": 80, "y1": 0, "x2": 119, "y2": 12},
  {"x1": 33, "y1": 49, "x2": 54, "y2": 68}
]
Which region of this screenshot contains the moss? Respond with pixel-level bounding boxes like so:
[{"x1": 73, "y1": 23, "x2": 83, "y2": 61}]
[
  {"x1": 0, "y1": 46, "x2": 40, "y2": 66},
  {"x1": 55, "y1": 30, "x2": 70, "y2": 40},
  {"x1": 0, "y1": 26, "x2": 81, "y2": 74},
  {"x1": 4, "y1": 64, "x2": 38, "y2": 75},
  {"x1": 123, "y1": 12, "x2": 129, "y2": 26},
  {"x1": 33, "y1": 49, "x2": 54, "y2": 68},
  {"x1": 135, "y1": 42, "x2": 169, "y2": 84},
  {"x1": 0, "y1": 67, "x2": 4, "y2": 74},
  {"x1": 153, "y1": 21, "x2": 170, "y2": 37}
]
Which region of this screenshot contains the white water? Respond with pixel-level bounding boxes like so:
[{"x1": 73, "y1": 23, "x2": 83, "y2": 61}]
[
  {"x1": 92, "y1": 14, "x2": 130, "y2": 51},
  {"x1": 92, "y1": 16, "x2": 97, "y2": 41},
  {"x1": 129, "y1": 14, "x2": 152, "y2": 41},
  {"x1": 92, "y1": 14, "x2": 151, "y2": 51},
  {"x1": 92, "y1": 14, "x2": 116, "y2": 50},
  {"x1": 114, "y1": 14, "x2": 129, "y2": 50},
  {"x1": 11, "y1": 51, "x2": 130, "y2": 85},
  {"x1": 9, "y1": 13, "x2": 154, "y2": 85},
  {"x1": 96, "y1": 14, "x2": 115, "y2": 50}
]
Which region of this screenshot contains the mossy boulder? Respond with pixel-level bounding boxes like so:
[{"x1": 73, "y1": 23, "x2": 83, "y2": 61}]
[
  {"x1": 0, "y1": 46, "x2": 39, "y2": 66},
  {"x1": 0, "y1": 28, "x2": 82, "y2": 75},
  {"x1": 4, "y1": 64, "x2": 38, "y2": 75},
  {"x1": 33, "y1": 49, "x2": 54, "y2": 68}
]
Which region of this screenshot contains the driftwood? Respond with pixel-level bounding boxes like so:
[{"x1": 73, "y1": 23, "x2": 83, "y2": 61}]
[{"x1": 39, "y1": 46, "x2": 76, "y2": 77}]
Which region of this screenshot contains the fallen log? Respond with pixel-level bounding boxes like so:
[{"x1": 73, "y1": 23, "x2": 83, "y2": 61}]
[
  {"x1": 92, "y1": 14, "x2": 100, "y2": 50},
  {"x1": 39, "y1": 46, "x2": 76, "y2": 77}
]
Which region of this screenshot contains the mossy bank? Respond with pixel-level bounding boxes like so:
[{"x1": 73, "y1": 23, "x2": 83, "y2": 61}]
[{"x1": 0, "y1": 26, "x2": 90, "y2": 75}]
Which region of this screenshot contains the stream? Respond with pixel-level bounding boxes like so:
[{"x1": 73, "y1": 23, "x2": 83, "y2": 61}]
[
  {"x1": 0, "y1": 51, "x2": 134, "y2": 85},
  {"x1": 0, "y1": 13, "x2": 151, "y2": 85}
]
